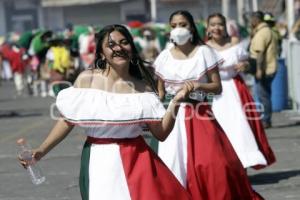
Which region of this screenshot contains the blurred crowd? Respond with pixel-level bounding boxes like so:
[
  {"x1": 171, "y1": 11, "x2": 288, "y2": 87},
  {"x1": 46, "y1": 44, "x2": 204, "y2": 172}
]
[
  {"x1": 0, "y1": 24, "x2": 97, "y2": 97},
  {"x1": 0, "y1": 11, "x2": 299, "y2": 98}
]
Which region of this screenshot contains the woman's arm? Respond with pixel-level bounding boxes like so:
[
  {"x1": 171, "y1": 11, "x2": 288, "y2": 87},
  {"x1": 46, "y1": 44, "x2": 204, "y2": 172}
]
[
  {"x1": 148, "y1": 82, "x2": 193, "y2": 141},
  {"x1": 32, "y1": 70, "x2": 96, "y2": 161},
  {"x1": 19, "y1": 119, "x2": 74, "y2": 167},
  {"x1": 234, "y1": 60, "x2": 250, "y2": 72},
  {"x1": 192, "y1": 67, "x2": 222, "y2": 95},
  {"x1": 35, "y1": 119, "x2": 74, "y2": 160},
  {"x1": 157, "y1": 78, "x2": 165, "y2": 101}
]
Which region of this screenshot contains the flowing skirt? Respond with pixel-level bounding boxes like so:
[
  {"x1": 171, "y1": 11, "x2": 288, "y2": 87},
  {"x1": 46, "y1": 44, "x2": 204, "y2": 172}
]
[
  {"x1": 159, "y1": 103, "x2": 264, "y2": 200},
  {"x1": 80, "y1": 136, "x2": 190, "y2": 200},
  {"x1": 234, "y1": 75, "x2": 276, "y2": 169},
  {"x1": 212, "y1": 75, "x2": 275, "y2": 168}
]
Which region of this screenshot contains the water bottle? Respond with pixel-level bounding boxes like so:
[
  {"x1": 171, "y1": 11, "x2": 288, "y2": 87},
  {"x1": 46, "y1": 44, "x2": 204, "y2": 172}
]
[{"x1": 16, "y1": 138, "x2": 46, "y2": 185}]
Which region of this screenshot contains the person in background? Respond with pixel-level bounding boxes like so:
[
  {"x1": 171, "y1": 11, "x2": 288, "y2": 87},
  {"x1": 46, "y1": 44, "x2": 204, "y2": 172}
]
[
  {"x1": 64, "y1": 23, "x2": 81, "y2": 70},
  {"x1": 249, "y1": 11, "x2": 278, "y2": 128},
  {"x1": 290, "y1": 18, "x2": 300, "y2": 40},
  {"x1": 264, "y1": 12, "x2": 282, "y2": 56},
  {"x1": 45, "y1": 35, "x2": 73, "y2": 96},
  {"x1": 0, "y1": 37, "x2": 28, "y2": 96},
  {"x1": 28, "y1": 30, "x2": 52, "y2": 97},
  {"x1": 0, "y1": 37, "x2": 13, "y2": 82},
  {"x1": 154, "y1": 10, "x2": 263, "y2": 200},
  {"x1": 206, "y1": 13, "x2": 275, "y2": 169},
  {"x1": 139, "y1": 27, "x2": 161, "y2": 63},
  {"x1": 78, "y1": 26, "x2": 96, "y2": 70},
  {"x1": 18, "y1": 24, "x2": 191, "y2": 200}
]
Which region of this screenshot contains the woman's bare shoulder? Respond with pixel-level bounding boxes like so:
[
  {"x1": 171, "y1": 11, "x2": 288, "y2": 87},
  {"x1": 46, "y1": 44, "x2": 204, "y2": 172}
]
[
  {"x1": 73, "y1": 69, "x2": 95, "y2": 88},
  {"x1": 231, "y1": 36, "x2": 240, "y2": 45},
  {"x1": 133, "y1": 79, "x2": 155, "y2": 93}
]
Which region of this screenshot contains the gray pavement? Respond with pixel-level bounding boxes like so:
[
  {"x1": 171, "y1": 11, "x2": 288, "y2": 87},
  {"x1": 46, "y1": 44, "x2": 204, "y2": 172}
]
[
  {"x1": 0, "y1": 81, "x2": 300, "y2": 200},
  {"x1": 249, "y1": 110, "x2": 300, "y2": 200}
]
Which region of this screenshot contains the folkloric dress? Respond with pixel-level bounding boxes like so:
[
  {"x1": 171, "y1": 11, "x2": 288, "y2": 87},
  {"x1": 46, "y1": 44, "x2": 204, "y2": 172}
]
[
  {"x1": 154, "y1": 46, "x2": 264, "y2": 200},
  {"x1": 211, "y1": 44, "x2": 276, "y2": 169},
  {"x1": 56, "y1": 87, "x2": 190, "y2": 200}
]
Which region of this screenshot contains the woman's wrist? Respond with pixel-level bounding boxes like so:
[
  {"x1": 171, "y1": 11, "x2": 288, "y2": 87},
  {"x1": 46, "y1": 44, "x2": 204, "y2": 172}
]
[
  {"x1": 167, "y1": 98, "x2": 179, "y2": 109},
  {"x1": 166, "y1": 99, "x2": 180, "y2": 119},
  {"x1": 38, "y1": 145, "x2": 47, "y2": 156},
  {"x1": 191, "y1": 82, "x2": 200, "y2": 91},
  {"x1": 171, "y1": 97, "x2": 180, "y2": 105}
]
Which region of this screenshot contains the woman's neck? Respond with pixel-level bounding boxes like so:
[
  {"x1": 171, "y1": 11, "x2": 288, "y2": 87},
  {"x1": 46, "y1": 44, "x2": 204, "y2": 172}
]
[
  {"x1": 105, "y1": 64, "x2": 131, "y2": 82},
  {"x1": 101, "y1": 65, "x2": 138, "y2": 93},
  {"x1": 211, "y1": 37, "x2": 229, "y2": 47},
  {"x1": 174, "y1": 42, "x2": 196, "y2": 57},
  {"x1": 208, "y1": 37, "x2": 233, "y2": 51}
]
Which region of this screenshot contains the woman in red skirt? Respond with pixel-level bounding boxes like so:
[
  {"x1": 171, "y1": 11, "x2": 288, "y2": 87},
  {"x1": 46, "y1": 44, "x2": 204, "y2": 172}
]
[
  {"x1": 155, "y1": 10, "x2": 264, "y2": 200},
  {"x1": 206, "y1": 13, "x2": 275, "y2": 169},
  {"x1": 19, "y1": 24, "x2": 191, "y2": 200}
]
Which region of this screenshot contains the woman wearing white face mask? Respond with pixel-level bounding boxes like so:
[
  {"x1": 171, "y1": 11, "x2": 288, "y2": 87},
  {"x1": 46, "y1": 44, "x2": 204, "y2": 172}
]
[
  {"x1": 170, "y1": 27, "x2": 192, "y2": 45},
  {"x1": 153, "y1": 10, "x2": 264, "y2": 200}
]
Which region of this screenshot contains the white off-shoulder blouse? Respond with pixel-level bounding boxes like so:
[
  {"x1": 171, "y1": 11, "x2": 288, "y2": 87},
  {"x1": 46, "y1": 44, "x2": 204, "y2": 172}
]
[
  {"x1": 56, "y1": 87, "x2": 165, "y2": 138},
  {"x1": 153, "y1": 45, "x2": 223, "y2": 96}
]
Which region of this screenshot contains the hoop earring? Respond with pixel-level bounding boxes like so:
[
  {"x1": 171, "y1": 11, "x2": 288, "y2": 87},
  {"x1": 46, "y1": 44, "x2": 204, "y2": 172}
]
[
  {"x1": 96, "y1": 58, "x2": 106, "y2": 69},
  {"x1": 130, "y1": 58, "x2": 139, "y2": 66},
  {"x1": 190, "y1": 35, "x2": 194, "y2": 43},
  {"x1": 207, "y1": 32, "x2": 212, "y2": 38}
]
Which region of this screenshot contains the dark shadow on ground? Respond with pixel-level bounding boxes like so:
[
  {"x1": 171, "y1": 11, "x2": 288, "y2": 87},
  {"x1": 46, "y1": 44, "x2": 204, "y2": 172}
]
[
  {"x1": 0, "y1": 110, "x2": 44, "y2": 118},
  {"x1": 0, "y1": 98, "x2": 14, "y2": 103},
  {"x1": 272, "y1": 121, "x2": 300, "y2": 129},
  {"x1": 250, "y1": 170, "x2": 300, "y2": 185}
]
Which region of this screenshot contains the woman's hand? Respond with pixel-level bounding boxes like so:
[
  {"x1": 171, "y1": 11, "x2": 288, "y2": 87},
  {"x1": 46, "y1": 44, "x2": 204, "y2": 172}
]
[
  {"x1": 18, "y1": 147, "x2": 45, "y2": 169},
  {"x1": 32, "y1": 147, "x2": 45, "y2": 162},
  {"x1": 148, "y1": 81, "x2": 195, "y2": 141},
  {"x1": 234, "y1": 61, "x2": 248, "y2": 73},
  {"x1": 255, "y1": 68, "x2": 263, "y2": 80},
  {"x1": 173, "y1": 81, "x2": 194, "y2": 103}
]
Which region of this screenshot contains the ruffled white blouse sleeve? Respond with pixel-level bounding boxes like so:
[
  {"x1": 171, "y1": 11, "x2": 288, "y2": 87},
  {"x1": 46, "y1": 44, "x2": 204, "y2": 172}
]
[
  {"x1": 237, "y1": 44, "x2": 249, "y2": 61},
  {"x1": 56, "y1": 87, "x2": 166, "y2": 126},
  {"x1": 216, "y1": 44, "x2": 249, "y2": 80},
  {"x1": 201, "y1": 45, "x2": 224, "y2": 71}
]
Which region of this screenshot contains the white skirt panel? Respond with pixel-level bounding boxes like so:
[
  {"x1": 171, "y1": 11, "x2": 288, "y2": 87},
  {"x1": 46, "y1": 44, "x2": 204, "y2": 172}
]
[
  {"x1": 158, "y1": 105, "x2": 188, "y2": 187},
  {"x1": 89, "y1": 143, "x2": 131, "y2": 200},
  {"x1": 212, "y1": 79, "x2": 267, "y2": 168}
]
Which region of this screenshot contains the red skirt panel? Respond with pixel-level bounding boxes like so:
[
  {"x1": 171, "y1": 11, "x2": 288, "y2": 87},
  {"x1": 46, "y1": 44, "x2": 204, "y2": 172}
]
[
  {"x1": 233, "y1": 75, "x2": 276, "y2": 169},
  {"x1": 184, "y1": 104, "x2": 264, "y2": 200},
  {"x1": 88, "y1": 136, "x2": 191, "y2": 200}
]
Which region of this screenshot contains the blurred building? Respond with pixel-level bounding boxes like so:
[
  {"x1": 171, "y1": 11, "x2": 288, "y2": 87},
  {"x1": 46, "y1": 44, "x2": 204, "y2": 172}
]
[
  {"x1": 41, "y1": 0, "x2": 223, "y2": 30},
  {"x1": 0, "y1": 0, "x2": 43, "y2": 35},
  {"x1": 0, "y1": 0, "x2": 287, "y2": 35}
]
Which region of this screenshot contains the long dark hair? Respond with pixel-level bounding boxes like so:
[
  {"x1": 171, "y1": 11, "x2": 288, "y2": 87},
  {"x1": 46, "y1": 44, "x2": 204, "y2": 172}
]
[
  {"x1": 207, "y1": 13, "x2": 229, "y2": 39},
  {"x1": 94, "y1": 24, "x2": 157, "y2": 92},
  {"x1": 169, "y1": 10, "x2": 204, "y2": 45}
]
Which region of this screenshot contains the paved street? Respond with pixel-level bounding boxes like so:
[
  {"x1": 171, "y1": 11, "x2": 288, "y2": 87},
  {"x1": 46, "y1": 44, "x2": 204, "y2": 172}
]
[{"x1": 0, "y1": 81, "x2": 300, "y2": 200}]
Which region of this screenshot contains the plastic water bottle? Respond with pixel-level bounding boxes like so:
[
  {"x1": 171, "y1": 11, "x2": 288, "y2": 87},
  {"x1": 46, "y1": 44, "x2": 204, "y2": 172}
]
[{"x1": 17, "y1": 138, "x2": 46, "y2": 185}]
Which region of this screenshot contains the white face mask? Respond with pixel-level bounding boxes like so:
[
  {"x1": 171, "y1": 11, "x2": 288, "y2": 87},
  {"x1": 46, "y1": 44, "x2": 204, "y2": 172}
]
[{"x1": 170, "y1": 27, "x2": 192, "y2": 45}]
